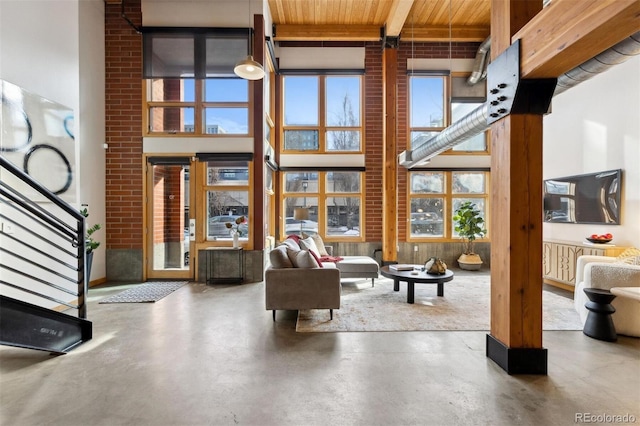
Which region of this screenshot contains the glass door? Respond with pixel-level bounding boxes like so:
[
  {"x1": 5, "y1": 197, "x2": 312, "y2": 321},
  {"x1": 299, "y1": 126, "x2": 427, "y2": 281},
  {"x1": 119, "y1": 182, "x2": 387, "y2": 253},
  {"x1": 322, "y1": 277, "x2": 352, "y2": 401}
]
[{"x1": 146, "y1": 158, "x2": 192, "y2": 280}]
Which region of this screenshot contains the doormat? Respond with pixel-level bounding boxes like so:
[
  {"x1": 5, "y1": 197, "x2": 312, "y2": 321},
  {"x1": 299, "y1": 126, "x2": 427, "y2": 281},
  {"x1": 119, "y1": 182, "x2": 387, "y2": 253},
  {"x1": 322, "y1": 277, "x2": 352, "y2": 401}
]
[{"x1": 98, "y1": 282, "x2": 188, "y2": 304}]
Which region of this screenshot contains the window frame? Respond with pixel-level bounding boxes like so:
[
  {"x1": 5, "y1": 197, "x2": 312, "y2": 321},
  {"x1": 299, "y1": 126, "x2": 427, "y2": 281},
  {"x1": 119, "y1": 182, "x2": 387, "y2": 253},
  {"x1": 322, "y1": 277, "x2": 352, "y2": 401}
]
[
  {"x1": 407, "y1": 170, "x2": 490, "y2": 242},
  {"x1": 197, "y1": 159, "x2": 253, "y2": 247},
  {"x1": 143, "y1": 78, "x2": 252, "y2": 136},
  {"x1": 280, "y1": 170, "x2": 364, "y2": 241},
  {"x1": 280, "y1": 74, "x2": 364, "y2": 154}
]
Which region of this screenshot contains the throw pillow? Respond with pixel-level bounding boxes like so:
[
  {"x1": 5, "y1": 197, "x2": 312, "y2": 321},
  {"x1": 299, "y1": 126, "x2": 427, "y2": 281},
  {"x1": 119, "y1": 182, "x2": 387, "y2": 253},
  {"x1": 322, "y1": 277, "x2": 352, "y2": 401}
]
[
  {"x1": 299, "y1": 237, "x2": 321, "y2": 258},
  {"x1": 310, "y1": 234, "x2": 329, "y2": 256},
  {"x1": 280, "y1": 238, "x2": 300, "y2": 251},
  {"x1": 287, "y1": 248, "x2": 320, "y2": 268},
  {"x1": 269, "y1": 245, "x2": 293, "y2": 268},
  {"x1": 616, "y1": 247, "x2": 640, "y2": 265}
]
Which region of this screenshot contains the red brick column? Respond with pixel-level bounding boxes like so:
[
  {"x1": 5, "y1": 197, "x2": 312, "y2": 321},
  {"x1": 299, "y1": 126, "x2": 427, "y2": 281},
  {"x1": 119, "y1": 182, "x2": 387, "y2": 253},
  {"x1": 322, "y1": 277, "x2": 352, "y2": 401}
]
[{"x1": 105, "y1": 0, "x2": 143, "y2": 279}]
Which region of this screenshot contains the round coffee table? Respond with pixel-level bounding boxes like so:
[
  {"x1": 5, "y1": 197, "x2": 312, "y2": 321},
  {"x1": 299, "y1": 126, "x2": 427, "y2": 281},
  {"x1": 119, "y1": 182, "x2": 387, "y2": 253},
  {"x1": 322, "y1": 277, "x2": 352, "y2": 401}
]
[{"x1": 380, "y1": 265, "x2": 454, "y2": 304}]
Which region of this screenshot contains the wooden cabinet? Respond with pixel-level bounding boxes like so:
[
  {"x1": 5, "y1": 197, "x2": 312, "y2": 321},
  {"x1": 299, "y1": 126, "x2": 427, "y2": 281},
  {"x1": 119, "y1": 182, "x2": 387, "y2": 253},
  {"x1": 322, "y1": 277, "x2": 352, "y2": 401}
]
[{"x1": 543, "y1": 240, "x2": 627, "y2": 291}]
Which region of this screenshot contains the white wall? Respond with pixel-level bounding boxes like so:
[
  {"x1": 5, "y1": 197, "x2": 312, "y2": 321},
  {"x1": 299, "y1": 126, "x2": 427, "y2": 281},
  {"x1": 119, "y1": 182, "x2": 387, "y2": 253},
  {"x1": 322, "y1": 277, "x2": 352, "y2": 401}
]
[
  {"x1": 0, "y1": 0, "x2": 106, "y2": 298},
  {"x1": 543, "y1": 55, "x2": 640, "y2": 249}
]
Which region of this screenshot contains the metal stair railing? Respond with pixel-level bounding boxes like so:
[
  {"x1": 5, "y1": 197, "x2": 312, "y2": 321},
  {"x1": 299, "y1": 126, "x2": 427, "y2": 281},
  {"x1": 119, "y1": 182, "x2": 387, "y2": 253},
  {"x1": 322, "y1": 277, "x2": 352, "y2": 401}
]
[{"x1": 0, "y1": 155, "x2": 88, "y2": 320}]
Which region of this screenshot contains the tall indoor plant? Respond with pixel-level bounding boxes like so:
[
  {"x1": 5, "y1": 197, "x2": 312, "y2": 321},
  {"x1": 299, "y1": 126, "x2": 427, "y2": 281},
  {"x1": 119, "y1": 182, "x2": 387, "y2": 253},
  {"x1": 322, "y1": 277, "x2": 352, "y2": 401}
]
[{"x1": 453, "y1": 201, "x2": 487, "y2": 270}]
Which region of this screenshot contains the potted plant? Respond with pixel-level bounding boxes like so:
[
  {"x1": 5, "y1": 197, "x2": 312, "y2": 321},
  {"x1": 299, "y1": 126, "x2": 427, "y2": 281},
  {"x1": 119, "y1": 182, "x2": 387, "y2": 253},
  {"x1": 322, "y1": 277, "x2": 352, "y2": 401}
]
[
  {"x1": 80, "y1": 207, "x2": 101, "y2": 281},
  {"x1": 453, "y1": 201, "x2": 487, "y2": 270}
]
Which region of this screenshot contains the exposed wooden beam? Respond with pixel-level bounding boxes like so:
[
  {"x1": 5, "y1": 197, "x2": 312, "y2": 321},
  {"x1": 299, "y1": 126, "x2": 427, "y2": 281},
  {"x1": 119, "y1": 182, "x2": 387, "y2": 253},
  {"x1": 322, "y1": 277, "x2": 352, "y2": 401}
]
[
  {"x1": 488, "y1": 0, "x2": 546, "y2": 375},
  {"x1": 402, "y1": 26, "x2": 489, "y2": 42},
  {"x1": 514, "y1": 0, "x2": 640, "y2": 78},
  {"x1": 273, "y1": 24, "x2": 380, "y2": 41},
  {"x1": 274, "y1": 23, "x2": 489, "y2": 42},
  {"x1": 385, "y1": 0, "x2": 414, "y2": 37},
  {"x1": 382, "y1": 48, "x2": 398, "y2": 264}
]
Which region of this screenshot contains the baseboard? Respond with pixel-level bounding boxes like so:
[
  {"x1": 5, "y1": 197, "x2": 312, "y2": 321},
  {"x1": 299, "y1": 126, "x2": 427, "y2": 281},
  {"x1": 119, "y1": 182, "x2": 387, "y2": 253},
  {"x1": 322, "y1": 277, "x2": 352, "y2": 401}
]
[
  {"x1": 543, "y1": 278, "x2": 574, "y2": 292},
  {"x1": 486, "y1": 334, "x2": 548, "y2": 375}
]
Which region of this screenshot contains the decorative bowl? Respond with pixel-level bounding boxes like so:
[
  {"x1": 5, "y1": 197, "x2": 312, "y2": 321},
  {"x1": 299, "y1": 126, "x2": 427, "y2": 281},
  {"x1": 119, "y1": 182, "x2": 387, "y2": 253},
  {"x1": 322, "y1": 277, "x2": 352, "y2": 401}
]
[{"x1": 586, "y1": 237, "x2": 612, "y2": 244}]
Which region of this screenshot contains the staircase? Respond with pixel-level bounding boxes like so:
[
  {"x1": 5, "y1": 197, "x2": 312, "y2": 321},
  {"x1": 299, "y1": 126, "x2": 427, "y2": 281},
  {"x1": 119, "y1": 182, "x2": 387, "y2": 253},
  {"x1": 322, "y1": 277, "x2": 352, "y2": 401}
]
[{"x1": 0, "y1": 155, "x2": 92, "y2": 354}]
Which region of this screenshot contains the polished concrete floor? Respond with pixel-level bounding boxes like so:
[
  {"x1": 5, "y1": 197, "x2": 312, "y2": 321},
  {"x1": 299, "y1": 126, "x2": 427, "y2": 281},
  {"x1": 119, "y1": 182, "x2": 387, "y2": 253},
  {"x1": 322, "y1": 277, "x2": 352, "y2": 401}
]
[{"x1": 1, "y1": 275, "x2": 639, "y2": 426}]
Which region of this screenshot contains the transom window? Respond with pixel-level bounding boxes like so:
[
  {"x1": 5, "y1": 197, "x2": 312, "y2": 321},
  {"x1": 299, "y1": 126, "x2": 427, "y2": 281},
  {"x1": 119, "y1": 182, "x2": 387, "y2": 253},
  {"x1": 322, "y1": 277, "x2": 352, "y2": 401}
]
[
  {"x1": 282, "y1": 75, "x2": 362, "y2": 153},
  {"x1": 281, "y1": 171, "x2": 363, "y2": 240},
  {"x1": 409, "y1": 171, "x2": 489, "y2": 240}
]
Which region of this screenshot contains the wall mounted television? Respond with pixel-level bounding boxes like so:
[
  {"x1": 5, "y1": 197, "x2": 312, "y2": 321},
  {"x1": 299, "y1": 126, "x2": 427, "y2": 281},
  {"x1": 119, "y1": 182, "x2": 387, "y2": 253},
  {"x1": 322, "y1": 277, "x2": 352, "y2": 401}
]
[{"x1": 543, "y1": 169, "x2": 622, "y2": 224}]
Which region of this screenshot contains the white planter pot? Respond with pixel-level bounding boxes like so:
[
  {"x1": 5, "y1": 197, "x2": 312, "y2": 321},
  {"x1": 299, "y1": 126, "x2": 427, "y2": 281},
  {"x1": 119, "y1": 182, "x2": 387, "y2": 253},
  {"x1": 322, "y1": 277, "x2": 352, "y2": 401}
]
[{"x1": 233, "y1": 233, "x2": 239, "y2": 248}]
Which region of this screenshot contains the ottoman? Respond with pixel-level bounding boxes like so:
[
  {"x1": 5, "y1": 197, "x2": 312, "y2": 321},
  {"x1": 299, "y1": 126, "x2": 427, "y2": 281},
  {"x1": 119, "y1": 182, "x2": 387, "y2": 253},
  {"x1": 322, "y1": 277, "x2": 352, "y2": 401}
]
[{"x1": 335, "y1": 256, "x2": 380, "y2": 287}]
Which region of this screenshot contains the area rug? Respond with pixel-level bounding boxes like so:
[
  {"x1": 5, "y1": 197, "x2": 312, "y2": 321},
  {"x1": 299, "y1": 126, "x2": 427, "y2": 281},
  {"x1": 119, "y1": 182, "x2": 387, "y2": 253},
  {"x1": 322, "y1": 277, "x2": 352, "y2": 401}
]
[
  {"x1": 295, "y1": 273, "x2": 583, "y2": 332},
  {"x1": 98, "y1": 281, "x2": 188, "y2": 304}
]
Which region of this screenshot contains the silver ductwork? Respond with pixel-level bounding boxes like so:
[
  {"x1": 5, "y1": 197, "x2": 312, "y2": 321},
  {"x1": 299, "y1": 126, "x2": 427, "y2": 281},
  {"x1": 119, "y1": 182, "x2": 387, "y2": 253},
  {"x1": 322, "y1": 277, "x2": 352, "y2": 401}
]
[
  {"x1": 467, "y1": 37, "x2": 491, "y2": 85},
  {"x1": 555, "y1": 31, "x2": 640, "y2": 96},
  {"x1": 400, "y1": 31, "x2": 640, "y2": 168}
]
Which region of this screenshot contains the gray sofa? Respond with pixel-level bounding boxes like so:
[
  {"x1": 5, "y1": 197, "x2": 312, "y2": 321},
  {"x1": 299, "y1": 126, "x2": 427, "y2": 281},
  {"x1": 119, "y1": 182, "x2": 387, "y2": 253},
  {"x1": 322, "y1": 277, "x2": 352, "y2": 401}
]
[{"x1": 265, "y1": 244, "x2": 341, "y2": 321}]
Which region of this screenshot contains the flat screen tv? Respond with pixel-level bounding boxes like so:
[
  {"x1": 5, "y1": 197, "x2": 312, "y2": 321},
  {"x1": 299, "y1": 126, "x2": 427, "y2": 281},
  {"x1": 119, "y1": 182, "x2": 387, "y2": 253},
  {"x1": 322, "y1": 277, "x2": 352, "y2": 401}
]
[{"x1": 543, "y1": 169, "x2": 622, "y2": 224}]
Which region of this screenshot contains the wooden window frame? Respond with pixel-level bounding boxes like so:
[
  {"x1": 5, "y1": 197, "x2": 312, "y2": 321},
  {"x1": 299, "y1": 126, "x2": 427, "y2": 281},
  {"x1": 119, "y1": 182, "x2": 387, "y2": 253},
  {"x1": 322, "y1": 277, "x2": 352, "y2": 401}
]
[
  {"x1": 407, "y1": 170, "x2": 490, "y2": 243},
  {"x1": 143, "y1": 79, "x2": 253, "y2": 137},
  {"x1": 281, "y1": 75, "x2": 364, "y2": 154},
  {"x1": 280, "y1": 171, "x2": 364, "y2": 242}
]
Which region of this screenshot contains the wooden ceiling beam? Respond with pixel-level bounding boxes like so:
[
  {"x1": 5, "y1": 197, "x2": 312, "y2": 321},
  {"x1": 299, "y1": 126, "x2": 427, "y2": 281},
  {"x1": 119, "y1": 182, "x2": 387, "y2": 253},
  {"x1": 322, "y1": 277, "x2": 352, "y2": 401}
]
[
  {"x1": 273, "y1": 24, "x2": 381, "y2": 41},
  {"x1": 514, "y1": 0, "x2": 640, "y2": 78},
  {"x1": 385, "y1": 0, "x2": 414, "y2": 37},
  {"x1": 402, "y1": 26, "x2": 489, "y2": 42},
  {"x1": 274, "y1": 24, "x2": 489, "y2": 42}
]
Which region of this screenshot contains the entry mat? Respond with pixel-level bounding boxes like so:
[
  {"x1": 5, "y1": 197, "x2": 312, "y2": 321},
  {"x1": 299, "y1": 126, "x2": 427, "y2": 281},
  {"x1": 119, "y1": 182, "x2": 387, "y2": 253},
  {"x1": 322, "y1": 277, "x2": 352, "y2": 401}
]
[{"x1": 98, "y1": 282, "x2": 188, "y2": 304}]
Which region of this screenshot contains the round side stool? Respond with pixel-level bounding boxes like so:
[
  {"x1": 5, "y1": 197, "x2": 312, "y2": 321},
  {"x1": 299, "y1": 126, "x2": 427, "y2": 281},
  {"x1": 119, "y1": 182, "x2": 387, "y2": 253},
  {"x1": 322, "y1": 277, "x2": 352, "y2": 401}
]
[{"x1": 583, "y1": 288, "x2": 617, "y2": 342}]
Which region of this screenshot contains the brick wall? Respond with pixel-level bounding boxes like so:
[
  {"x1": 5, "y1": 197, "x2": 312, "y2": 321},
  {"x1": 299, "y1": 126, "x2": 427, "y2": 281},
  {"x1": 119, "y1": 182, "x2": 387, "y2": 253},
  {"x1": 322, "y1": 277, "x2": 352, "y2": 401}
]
[
  {"x1": 104, "y1": 0, "x2": 479, "y2": 277},
  {"x1": 105, "y1": 0, "x2": 143, "y2": 251},
  {"x1": 364, "y1": 41, "x2": 479, "y2": 242}
]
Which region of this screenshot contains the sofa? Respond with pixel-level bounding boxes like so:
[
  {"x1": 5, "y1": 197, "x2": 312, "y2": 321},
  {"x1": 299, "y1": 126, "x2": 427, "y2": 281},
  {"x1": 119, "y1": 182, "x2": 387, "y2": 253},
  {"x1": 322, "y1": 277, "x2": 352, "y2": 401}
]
[
  {"x1": 265, "y1": 244, "x2": 341, "y2": 321},
  {"x1": 283, "y1": 234, "x2": 380, "y2": 286},
  {"x1": 574, "y1": 252, "x2": 640, "y2": 337}
]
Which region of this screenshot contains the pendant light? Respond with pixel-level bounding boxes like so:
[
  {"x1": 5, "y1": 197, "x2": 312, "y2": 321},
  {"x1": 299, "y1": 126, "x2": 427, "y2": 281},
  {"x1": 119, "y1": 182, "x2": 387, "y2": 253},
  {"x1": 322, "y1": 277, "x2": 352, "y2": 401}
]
[{"x1": 234, "y1": 0, "x2": 265, "y2": 80}]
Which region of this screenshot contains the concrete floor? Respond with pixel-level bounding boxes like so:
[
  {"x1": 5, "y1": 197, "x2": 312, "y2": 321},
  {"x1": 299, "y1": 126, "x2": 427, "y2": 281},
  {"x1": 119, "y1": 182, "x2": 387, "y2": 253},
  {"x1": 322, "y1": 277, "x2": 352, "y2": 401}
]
[{"x1": 1, "y1": 276, "x2": 639, "y2": 426}]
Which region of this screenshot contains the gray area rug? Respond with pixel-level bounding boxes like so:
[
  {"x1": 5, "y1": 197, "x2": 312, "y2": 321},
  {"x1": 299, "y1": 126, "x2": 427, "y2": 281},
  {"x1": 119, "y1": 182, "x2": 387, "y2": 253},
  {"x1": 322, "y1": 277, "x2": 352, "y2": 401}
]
[
  {"x1": 296, "y1": 272, "x2": 583, "y2": 332},
  {"x1": 99, "y1": 281, "x2": 188, "y2": 304}
]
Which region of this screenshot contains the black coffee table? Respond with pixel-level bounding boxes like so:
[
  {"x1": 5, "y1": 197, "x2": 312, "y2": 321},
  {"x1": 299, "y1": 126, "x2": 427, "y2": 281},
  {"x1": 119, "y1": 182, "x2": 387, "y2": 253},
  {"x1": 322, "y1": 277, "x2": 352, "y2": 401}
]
[{"x1": 380, "y1": 266, "x2": 454, "y2": 304}]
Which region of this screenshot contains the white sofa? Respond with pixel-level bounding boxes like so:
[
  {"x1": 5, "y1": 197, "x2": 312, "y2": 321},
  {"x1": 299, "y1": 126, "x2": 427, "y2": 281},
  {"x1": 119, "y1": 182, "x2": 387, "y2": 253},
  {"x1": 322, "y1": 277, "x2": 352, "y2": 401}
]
[{"x1": 574, "y1": 255, "x2": 640, "y2": 337}]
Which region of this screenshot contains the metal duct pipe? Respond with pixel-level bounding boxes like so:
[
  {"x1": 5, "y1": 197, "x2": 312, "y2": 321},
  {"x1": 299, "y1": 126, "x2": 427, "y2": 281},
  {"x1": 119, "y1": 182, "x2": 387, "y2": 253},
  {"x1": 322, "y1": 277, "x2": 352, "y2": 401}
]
[
  {"x1": 467, "y1": 37, "x2": 491, "y2": 85},
  {"x1": 555, "y1": 31, "x2": 640, "y2": 96},
  {"x1": 400, "y1": 31, "x2": 640, "y2": 168}
]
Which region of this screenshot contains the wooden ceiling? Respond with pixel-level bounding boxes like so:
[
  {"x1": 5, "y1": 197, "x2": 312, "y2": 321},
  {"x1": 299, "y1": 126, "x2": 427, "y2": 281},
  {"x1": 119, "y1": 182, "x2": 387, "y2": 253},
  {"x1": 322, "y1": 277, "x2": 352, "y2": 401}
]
[{"x1": 268, "y1": 0, "x2": 491, "y2": 41}]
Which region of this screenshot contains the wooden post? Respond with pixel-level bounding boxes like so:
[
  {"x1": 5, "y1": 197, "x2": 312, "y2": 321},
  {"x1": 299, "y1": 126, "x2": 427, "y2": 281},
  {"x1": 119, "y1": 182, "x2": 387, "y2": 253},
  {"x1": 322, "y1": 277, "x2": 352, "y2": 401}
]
[
  {"x1": 382, "y1": 46, "x2": 398, "y2": 264},
  {"x1": 486, "y1": 0, "x2": 547, "y2": 374}
]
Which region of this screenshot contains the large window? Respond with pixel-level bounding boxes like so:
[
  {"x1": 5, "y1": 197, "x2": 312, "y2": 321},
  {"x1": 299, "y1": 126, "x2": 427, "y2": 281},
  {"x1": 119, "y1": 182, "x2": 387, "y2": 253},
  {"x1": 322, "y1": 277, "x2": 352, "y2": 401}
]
[
  {"x1": 281, "y1": 171, "x2": 363, "y2": 239},
  {"x1": 282, "y1": 75, "x2": 362, "y2": 152},
  {"x1": 409, "y1": 171, "x2": 489, "y2": 240}
]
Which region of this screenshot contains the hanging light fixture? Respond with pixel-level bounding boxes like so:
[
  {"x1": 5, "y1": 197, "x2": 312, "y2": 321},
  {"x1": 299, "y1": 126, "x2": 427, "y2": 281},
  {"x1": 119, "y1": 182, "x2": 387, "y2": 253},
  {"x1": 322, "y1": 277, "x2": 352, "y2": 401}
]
[{"x1": 234, "y1": 0, "x2": 265, "y2": 80}]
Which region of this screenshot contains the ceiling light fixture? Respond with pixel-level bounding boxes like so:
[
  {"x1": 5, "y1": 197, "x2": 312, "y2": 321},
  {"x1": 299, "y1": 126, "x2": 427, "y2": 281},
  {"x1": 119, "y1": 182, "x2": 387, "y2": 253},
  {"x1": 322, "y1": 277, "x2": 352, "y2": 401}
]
[{"x1": 234, "y1": 0, "x2": 265, "y2": 80}]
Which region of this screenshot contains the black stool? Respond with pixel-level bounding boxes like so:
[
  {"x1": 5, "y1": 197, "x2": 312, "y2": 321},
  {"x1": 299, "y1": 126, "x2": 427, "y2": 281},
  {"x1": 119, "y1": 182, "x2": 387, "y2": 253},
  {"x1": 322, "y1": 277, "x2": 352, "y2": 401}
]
[{"x1": 583, "y1": 288, "x2": 617, "y2": 342}]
